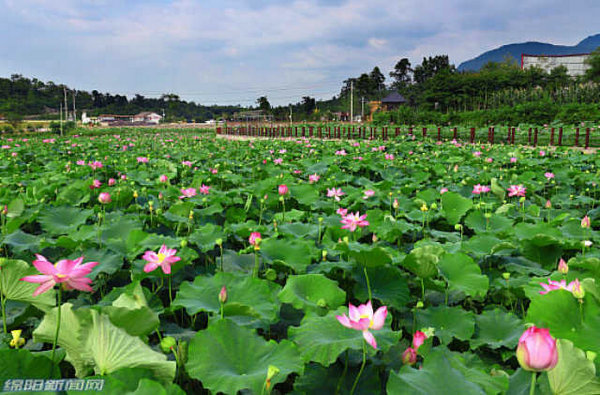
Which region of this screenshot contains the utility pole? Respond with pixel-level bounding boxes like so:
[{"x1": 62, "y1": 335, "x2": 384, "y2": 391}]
[
  {"x1": 289, "y1": 105, "x2": 292, "y2": 128},
  {"x1": 59, "y1": 102, "x2": 63, "y2": 136},
  {"x1": 72, "y1": 91, "x2": 77, "y2": 123},
  {"x1": 361, "y1": 97, "x2": 365, "y2": 122},
  {"x1": 350, "y1": 81, "x2": 354, "y2": 123},
  {"x1": 63, "y1": 87, "x2": 68, "y2": 121}
]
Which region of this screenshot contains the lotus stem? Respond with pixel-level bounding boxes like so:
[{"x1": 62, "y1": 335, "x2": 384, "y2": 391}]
[
  {"x1": 529, "y1": 372, "x2": 536, "y2": 395},
  {"x1": 363, "y1": 267, "x2": 372, "y2": 302},
  {"x1": 49, "y1": 287, "x2": 62, "y2": 378},
  {"x1": 0, "y1": 285, "x2": 7, "y2": 334},
  {"x1": 350, "y1": 341, "x2": 367, "y2": 395}
]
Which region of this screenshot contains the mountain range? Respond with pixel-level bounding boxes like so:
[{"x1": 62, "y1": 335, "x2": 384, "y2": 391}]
[{"x1": 457, "y1": 34, "x2": 600, "y2": 71}]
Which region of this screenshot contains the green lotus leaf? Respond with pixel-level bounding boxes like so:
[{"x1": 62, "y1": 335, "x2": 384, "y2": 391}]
[
  {"x1": 0, "y1": 258, "x2": 55, "y2": 311},
  {"x1": 441, "y1": 191, "x2": 473, "y2": 225},
  {"x1": 38, "y1": 206, "x2": 93, "y2": 235},
  {"x1": 438, "y1": 253, "x2": 489, "y2": 299},
  {"x1": 278, "y1": 274, "x2": 345, "y2": 313}
]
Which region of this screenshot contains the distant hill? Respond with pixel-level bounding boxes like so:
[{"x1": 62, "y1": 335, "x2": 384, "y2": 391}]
[{"x1": 458, "y1": 34, "x2": 600, "y2": 71}]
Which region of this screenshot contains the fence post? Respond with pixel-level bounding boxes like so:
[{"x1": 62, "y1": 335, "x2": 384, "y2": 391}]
[
  {"x1": 395, "y1": 127, "x2": 400, "y2": 137},
  {"x1": 491, "y1": 127, "x2": 495, "y2": 145},
  {"x1": 453, "y1": 127, "x2": 457, "y2": 140},
  {"x1": 550, "y1": 128, "x2": 555, "y2": 146},
  {"x1": 585, "y1": 128, "x2": 590, "y2": 149},
  {"x1": 533, "y1": 128, "x2": 538, "y2": 147},
  {"x1": 527, "y1": 128, "x2": 532, "y2": 145},
  {"x1": 302, "y1": 127, "x2": 305, "y2": 137},
  {"x1": 558, "y1": 127, "x2": 563, "y2": 146},
  {"x1": 423, "y1": 127, "x2": 427, "y2": 139},
  {"x1": 437, "y1": 127, "x2": 441, "y2": 141},
  {"x1": 575, "y1": 128, "x2": 580, "y2": 147},
  {"x1": 470, "y1": 127, "x2": 475, "y2": 144}
]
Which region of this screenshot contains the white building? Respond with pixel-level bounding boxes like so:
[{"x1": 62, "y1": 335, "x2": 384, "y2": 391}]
[
  {"x1": 521, "y1": 53, "x2": 591, "y2": 77},
  {"x1": 133, "y1": 112, "x2": 162, "y2": 124}
]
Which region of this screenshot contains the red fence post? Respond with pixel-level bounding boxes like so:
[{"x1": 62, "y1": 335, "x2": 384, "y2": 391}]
[
  {"x1": 558, "y1": 127, "x2": 563, "y2": 146},
  {"x1": 550, "y1": 128, "x2": 555, "y2": 146},
  {"x1": 491, "y1": 127, "x2": 495, "y2": 145},
  {"x1": 437, "y1": 127, "x2": 441, "y2": 141},
  {"x1": 585, "y1": 128, "x2": 590, "y2": 149},
  {"x1": 422, "y1": 127, "x2": 427, "y2": 139},
  {"x1": 533, "y1": 128, "x2": 538, "y2": 147},
  {"x1": 453, "y1": 127, "x2": 457, "y2": 140},
  {"x1": 527, "y1": 128, "x2": 532, "y2": 145},
  {"x1": 395, "y1": 127, "x2": 400, "y2": 137},
  {"x1": 575, "y1": 128, "x2": 580, "y2": 147},
  {"x1": 470, "y1": 127, "x2": 475, "y2": 144}
]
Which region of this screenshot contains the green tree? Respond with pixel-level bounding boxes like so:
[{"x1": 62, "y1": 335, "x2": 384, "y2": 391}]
[
  {"x1": 369, "y1": 66, "x2": 386, "y2": 98},
  {"x1": 389, "y1": 58, "x2": 412, "y2": 90},
  {"x1": 584, "y1": 48, "x2": 600, "y2": 83},
  {"x1": 256, "y1": 96, "x2": 271, "y2": 113}
]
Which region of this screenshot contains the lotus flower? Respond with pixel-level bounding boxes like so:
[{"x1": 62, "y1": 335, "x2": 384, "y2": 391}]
[
  {"x1": 20, "y1": 254, "x2": 99, "y2": 296},
  {"x1": 472, "y1": 184, "x2": 490, "y2": 195},
  {"x1": 142, "y1": 244, "x2": 181, "y2": 274},
  {"x1": 179, "y1": 187, "x2": 197, "y2": 199},
  {"x1": 507, "y1": 184, "x2": 526, "y2": 197},
  {"x1": 440, "y1": 187, "x2": 448, "y2": 194},
  {"x1": 249, "y1": 232, "x2": 261, "y2": 246},
  {"x1": 98, "y1": 192, "x2": 111, "y2": 204},
  {"x1": 363, "y1": 190, "x2": 375, "y2": 199},
  {"x1": 159, "y1": 174, "x2": 168, "y2": 183},
  {"x1": 90, "y1": 179, "x2": 102, "y2": 190},
  {"x1": 278, "y1": 184, "x2": 288, "y2": 195},
  {"x1": 544, "y1": 172, "x2": 555, "y2": 180},
  {"x1": 336, "y1": 207, "x2": 348, "y2": 216},
  {"x1": 516, "y1": 326, "x2": 558, "y2": 372},
  {"x1": 108, "y1": 178, "x2": 116, "y2": 186},
  {"x1": 412, "y1": 331, "x2": 427, "y2": 350},
  {"x1": 402, "y1": 348, "x2": 417, "y2": 365},
  {"x1": 336, "y1": 301, "x2": 387, "y2": 349},
  {"x1": 539, "y1": 278, "x2": 578, "y2": 295},
  {"x1": 340, "y1": 212, "x2": 369, "y2": 232},
  {"x1": 581, "y1": 215, "x2": 591, "y2": 229},
  {"x1": 137, "y1": 157, "x2": 148, "y2": 163},
  {"x1": 327, "y1": 187, "x2": 344, "y2": 201},
  {"x1": 557, "y1": 259, "x2": 568, "y2": 275},
  {"x1": 199, "y1": 184, "x2": 210, "y2": 195},
  {"x1": 309, "y1": 174, "x2": 320, "y2": 183}
]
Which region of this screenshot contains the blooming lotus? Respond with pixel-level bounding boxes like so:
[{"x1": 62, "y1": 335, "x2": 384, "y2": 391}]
[
  {"x1": 507, "y1": 184, "x2": 526, "y2": 197},
  {"x1": 363, "y1": 190, "x2": 375, "y2": 199},
  {"x1": 336, "y1": 301, "x2": 387, "y2": 349},
  {"x1": 336, "y1": 207, "x2": 348, "y2": 216},
  {"x1": 20, "y1": 254, "x2": 99, "y2": 296},
  {"x1": 510, "y1": 157, "x2": 517, "y2": 163},
  {"x1": 179, "y1": 187, "x2": 197, "y2": 199},
  {"x1": 308, "y1": 174, "x2": 320, "y2": 183},
  {"x1": 159, "y1": 174, "x2": 168, "y2": 183},
  {"x1": 516, "y1": 326, "x2": 558, "y2": 372},
  {"x1": 340, "y1": 212, "x2": 369, "y2": 232},
  {"x1": 90, "y1": 179, "x2": 102, "y2": 190},
  {"x1": 539, "y1": 278, "x2": 579, "y2": 295},
  {"x1": 249, "y1": 232, "x2": 261, "y2": 246},
  {"x1": 137, "y1": 157, "x2": 148, "y2": 163},
  {"x1": 327, "y1": 187, "x2": 344, "y2": 201},
  {"x1": 98, "y1": 192, "x2": 111, "y2": 204},
  {"x1": 278, "y1": 184, "x2": 288, "y2": 195},
  {"x1": 544, "y1": 172, "x2": 555, "y2": 180},
  {"x1": 199, "y1": 184, "x2": 210, "y2": 195},
  {"x1": 108, "y1": 178, "x2": 116, "y2": 186},
  {"x1": 412, "y1": 331, "x2": 427, "y2": 350},
  {"x1": 142, "y1": 244, "x2": 181, "y2": 274},
  {"x1": 440, "y1": 187, "x2": 448, "y2": 194},
  {"x1": 472, "y1": 184, "x2": 490, "y2": 194}
]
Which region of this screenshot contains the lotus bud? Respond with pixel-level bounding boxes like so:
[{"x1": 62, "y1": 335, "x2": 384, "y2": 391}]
[
  {"x1": 322, "y1": 250, "x2": 327, "y2": 261},
  {"x1": 393, "y1": 198, "x2": 399, "y2": 209},
  {"x1": 412, "y1": 331, "x2": 427, "y2": 350},
  {"x1": 581, "y1": 215, "x2": 591, "y2": 229},
  {"x1": 572, "y1": 279, "x2": 585, "y2": 299},
  {"x1": 502, "y1": 272, "x2": 511, "y2": 280},
  {"x1": 516, "y1": 326, "x2": 558, "y2": 372},
  {"x1": 98, "y1": 192, "x2": 111, "y2": 204},
  {"x1": 416, "y1": 301, "x2": 424, "y2": 309},
  {"x1": 160, "y1": 336, "x2": 177, "y2": 354},
  {"x1": 430, "y1": 202, "x2": 438, "y2": 210},
  {"x1": 180, "y1": 239, "x2": 188, "y2": 248},
  {"x1": 402, "y1": 347, "x2": 417, "y2": 365},
  {"x1": 218, "y1": 286, "x2": 227, "y2": 304},
  {"x1": 557, "y1": 259, "x2": 568, "y2": 275},
  {"x1": 545, "y1": 200, "x2": 552, "y2": 209}
]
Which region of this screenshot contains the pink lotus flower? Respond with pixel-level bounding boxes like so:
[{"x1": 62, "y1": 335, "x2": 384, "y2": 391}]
[
  {"x1": 581, "y1": 215, "x2": 591, "y2": 229},
  {"x1": 159, "y1": 174, "x2": 168, "y2": 183},
  {"x1": 108, "y1": 178, "x2": 116, "y2": 186},
  {"x1": 336, "y1": 301, "x2": 387, "y2": 349},
  {"x1": 90, "y1": 179, "x2": 102, "y2": 190},
  {"x1": 440, "y1": 187, "x2": 448, "y2": 194},
  {"x1": 278, "y1": 184, "x2": 288, "y2": 195},
  {"x1": 510, "y1": 157, "x2": 517, "y2": 163},
  {"x1": 544, "y1": 172, "x2": 555, "y2": 180},
  {"x1": 327, "y1": 188, "x2": 344, "y2": 201},
  {"x1": 473, "y1": 151, "x2": 482, "y2": 157},
  {"x1": 485, "y1": 157, "x2": 493, "y2": 163},
  {"x1": 249, "y1": 232, "x2": 261, "y2": 246},
  {"x1": 199, "y1": 184, "x2": 210, "y2": 195},
  {"x1": 539, "y1": 278, "x2": 578, "y2": 295},
  {"x1": 76, "y1": 160, "x2": 86, "y2": 166},
  {"x1": 402, "y1": 347, "x2": 417, "y2": 365},
  {"x1": 516, "y1": 326, "x2": 558, "y2": 372},
  {"x1": 20, "y1": 255, "x2": 99, "y2": 296},
  {"x1": 363, "y1": 190, "x2": 375, "y2": 199},
  {"x1": 557, "y1": 258, "x2": 568, "y2": 275},
  {"x1": 340, "y1": 212, "x2": 369, "y2": 232},
  {"x1": 336, "y1": 207, "x2": 348, "y2": 216},
  {"x1": 209, "y1": 168, "x2": 218, "y2": 174},
  {"x1": 181, "y1": 161, "x2": 192, "y2": 167},
  {"x1": 137, "y1": 157, "x2": 148, "y2": 163},
  {"x1": 88, "y1": 161, "x2": 103, "y2": 170},
  {"x1": 539, "y1": 150, "x2": 546, "y2": 157},
  {"x1": 335, "y1": 149, "x2": 347, "y2": 156},
  {"x1": 142, "y1": 244, "x2": 181, "y2": 274},
  {"x1": 179, "y1": 187, "x2": 197, "y2": 199},
  {"x1": 472, "y1": 184, "x2": 490, "y2": 195},
  {"x1": 412, "y1": 331, "x2": 427, "y2": 350},
  {"x1": 98, "y1": 192, "x2": 111, "y2": 204},
  {"x1": 120, "y1": 174, "x2": 127, "y2": 180},
  {"x1": 273, "y1": 158, "x2": 283, "y2": 165},
  {"x1": 507, "y1": 184, "x2": 526, "y2": 197},
  {"x1": 385, "y1": 154, "x2": 394, "y2": 160},
  {"x1": 545, "y1": 200, "x2": 552, "y2": 209},
  {"x1": 309, "y1": 174, "x2": 320, "y2": 183}
]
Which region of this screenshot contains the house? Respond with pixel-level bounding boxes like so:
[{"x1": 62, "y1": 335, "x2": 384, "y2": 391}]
[
  {"x1": 231, "y1": 110, "x2": 273, "y2": 123},
  {"x1": 133, "y1": 112, "x2": 162, "y2": 124},
  {"x1": 98, "y1": 114, "x2": 133, "y2": 126},
  {"x1": 81, "y1": 112, "x2": 98, "y2": 125},
  {"x1": 521, "y1": 53, "x2": 591, "y2": 77},
  {"x1": 380, "y1": 92, "x2": 407, "y2": 111}
]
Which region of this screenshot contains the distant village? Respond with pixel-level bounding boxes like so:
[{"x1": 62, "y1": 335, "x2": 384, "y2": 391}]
[{"x1": 82, "y1": 111, "x2": 163, "y2": 126}]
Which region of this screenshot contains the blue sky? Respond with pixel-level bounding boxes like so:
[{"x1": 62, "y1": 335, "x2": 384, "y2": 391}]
[{"x1": 1, "y1": 0, "x2": 598, "y2": 106}]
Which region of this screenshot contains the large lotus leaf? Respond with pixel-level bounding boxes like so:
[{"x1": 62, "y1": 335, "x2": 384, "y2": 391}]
[
  {"x1": 2, "y1": 229, "x2": 41, "y2": 253},
  {"x1": 38, "y1": 206, "x2": 93, "y2": 235},
  {"x1": 438, "y1": 253, "x2": 489, "y2": 299},
  {"x1": 288, "y1": 308, "x2": 401, "y2": 366},
  {"x1": 101, "y1": 215, "x2": 143, "y2": 243},
  {"x1": 470, "y1": 309, "x2": 524, "y2": 349},
  {"x1": 290, "y1": 184, "x2": 319, "y2": 206},
  {"x1": 387, "y1": 350, "x2": 486, "y2": 395},
  {"x1": 526, "y1": 290, "x2": 600, "y2": 354},
  {"x1": 278, "y1": 274, "x2": 345, "y2": 313},
  {"x1": 416, "y1": 305, "x2": 475, "y2": 344},
  {"x1": 349, "y1": 246, "x2": 392, "y2": 268},
  {"x1": 163, "y1": 202, "x2": 195, "y2": 224},
  {"x1": 173, "y1": 272, "x2": 281, "y2": 328},
  {"x1": 56, "y1": 180, "x2": 91, "y2": 206},
  {"x1": 514, "y1": 222, "x2": 562, "y2": 243},
  {"x1": 0, "y1": 349, "x2": 59, "y2": 383},
  {"x1": 278, "y1": 222, "x2": 319, "y2": 239},
  {"x1": 186, "y1": 319, "x2": 304, "y2": 395},
  {"x1": 32, "y1": 303, "x2": 93, "y2": 377},
  {"x1": 441, "y1": 192, "x2": 473, "y2": 225},
  {"x1": 33, "y1": 304, "x2": 175, "y2": 383},
  {"x1": 260, "y1": 238, "x2": 314, "y2": 273},
  {"x1": 65, "y1": 368, "x2": 173, "y2": 395},
  {"x1": 547, "y1": 339, "x2": 600, "y2": 395},
  {"x1": 464, "y1": 211, "x2": 513, "y2": 235},
  {"x1": 6, "y1": 197, "x2": 24, "y2": 219},
  {"x1": 401, "y1": 244, "x2": 444, "y2": 279},
  {"x1": 353, "y1": 265, "x2": 410, "y2": 310},
  {"x1": 293, "y1": 362, "x2": 380, "y2": 395},
  {"x1": 0, "y1": 258, "x2": 55, "y2": 311},
  {"x1": 103, "y1": 287, "x2": 160, "y2": 337},
  {"x1": 188, "y1": 223, "x2": 225, "y2": 252}
]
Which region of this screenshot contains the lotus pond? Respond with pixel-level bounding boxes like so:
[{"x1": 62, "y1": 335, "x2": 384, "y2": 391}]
[{"x1": 0, "y1": 131, "x2": 599, "y2": 394}]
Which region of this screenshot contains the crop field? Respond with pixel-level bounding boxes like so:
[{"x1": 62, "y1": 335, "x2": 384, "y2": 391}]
[{"x1": 0, "y1": 129, "x2": 599, "y2": 394}]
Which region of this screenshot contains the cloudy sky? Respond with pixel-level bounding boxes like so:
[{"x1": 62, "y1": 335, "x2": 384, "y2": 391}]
[{"x1": 1, "y1": 0, "x2": 598, "y2": 106}]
